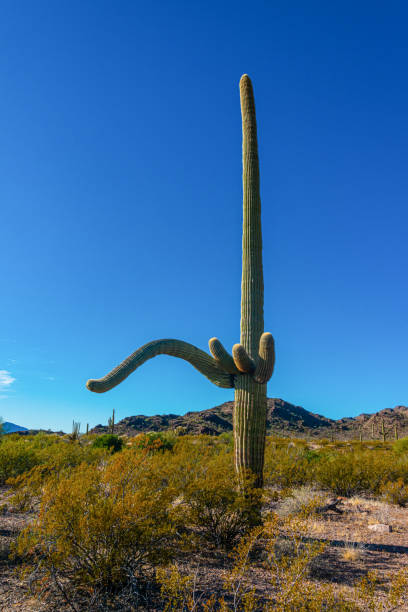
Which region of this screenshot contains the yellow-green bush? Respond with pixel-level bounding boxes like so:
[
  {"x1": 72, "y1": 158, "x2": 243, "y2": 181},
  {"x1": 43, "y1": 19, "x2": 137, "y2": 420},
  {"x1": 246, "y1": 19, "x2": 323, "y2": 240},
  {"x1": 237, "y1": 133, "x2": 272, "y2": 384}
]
[
  {"x1": 178, "y1": 455, "x2": 260, "y2": 550},
  {"x1": 312, "y1": 449, "x2": 400, "y2": 496},
  {"x1": 0, "y1": 436, "x2": 39, "y2": 484},
  {"x1": 393, "y1": 437, "x2": 408, "y2": 455},
  {"x1": 263, "y1": 439, "x2": 315, "y2": 488},
  {"x1": 14, "y1": 447, "x2": 178, "y2": 605},
  {"x1": 381, "y1": 478, "x2": 408, "y2": 507},
  {"x1": 7, "y1": 432, "x2": 408, "y2": 610},
  {"x1": 263, "y1": 438, "x2": 408, "y2": 497},
  {"x1": 0, "y1": 433, "x2": 107, "y2": 486}
]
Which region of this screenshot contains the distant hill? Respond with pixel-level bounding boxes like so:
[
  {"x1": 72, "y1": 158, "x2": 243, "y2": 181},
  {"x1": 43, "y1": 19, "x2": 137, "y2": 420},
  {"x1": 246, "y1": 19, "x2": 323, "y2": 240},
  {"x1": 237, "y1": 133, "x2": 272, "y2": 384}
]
[
  {"x1": 91, "y1": 398, "x2": 408, "y2": 440},
  {"x1": 2, "y1": 421, "x2": 28, "y2": 434}
]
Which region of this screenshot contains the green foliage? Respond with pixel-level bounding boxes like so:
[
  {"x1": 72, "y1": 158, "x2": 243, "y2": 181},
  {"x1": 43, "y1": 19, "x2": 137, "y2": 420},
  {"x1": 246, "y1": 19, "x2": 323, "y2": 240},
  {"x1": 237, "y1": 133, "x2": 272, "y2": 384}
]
[
  {"x1": 6, "y1": 432, "x2": 408, "y2": 610},
  {"x1": 263, "y1": 439, "x2": 315, "y2": 488},
  {"x1": 381, "y1": 478, "x2": 408, "y2": 507},
  {"x1": 264, "y1": 438, "x2": 408, "y2": 497},
  {"x1": 0, "y1": 436, "x2": 39, "y2": 484},
  {"x1": 92, "y1": 433, "x2": 123, "y2": 453},
  {"x1": 2, "y1": 433, "x2": 105, "y2": 489},
  {"x1": 14, "y1": 448, "x2": 177, "y2": 605},
  {"x1": 393, "y1": 437, "x2": 408, "y2": 455},
  {"x1": 178, "y1": 455, "x2": 260, "y2": 550},
  {"x1": 132, "y1": 431, "x2": 176, "y2": 453},
  {"x1": 218, "y1": 431, "x2": 234, "y2": 446},
  {"x1": 312, "y1": 450, "x2": 398, "y2": 497}
]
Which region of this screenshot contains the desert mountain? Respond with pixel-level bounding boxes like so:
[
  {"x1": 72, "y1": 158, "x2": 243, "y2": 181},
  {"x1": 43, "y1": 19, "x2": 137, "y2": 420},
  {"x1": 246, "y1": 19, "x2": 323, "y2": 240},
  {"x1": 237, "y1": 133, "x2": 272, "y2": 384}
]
[
  {"x1": 2, "y1": 422, "x2": 28, "y2": 434},
  {"x1": 92, "y1": 399, "x2": 408, "y2": 440}
]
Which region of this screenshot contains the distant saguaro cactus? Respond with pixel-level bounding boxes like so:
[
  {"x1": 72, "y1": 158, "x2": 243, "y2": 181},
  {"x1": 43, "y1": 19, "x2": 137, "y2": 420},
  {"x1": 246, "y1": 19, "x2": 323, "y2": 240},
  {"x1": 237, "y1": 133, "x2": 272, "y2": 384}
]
[
  {"x1": 86, "y1": 75, "x2": 275, "y2": 487},
  {"x1": 380, "y1": 418, "x2": 387, "y2": 443},
  {"x1": 108, "y1": 408, "x2": 115, "y2": 434}
]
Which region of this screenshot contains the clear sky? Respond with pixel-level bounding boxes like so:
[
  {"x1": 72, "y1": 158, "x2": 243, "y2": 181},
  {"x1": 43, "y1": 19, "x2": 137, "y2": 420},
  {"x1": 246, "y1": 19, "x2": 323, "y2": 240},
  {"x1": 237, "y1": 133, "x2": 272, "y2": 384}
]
[{"x1": 1, "y1": 1, "x2": 407, "y2": 431}]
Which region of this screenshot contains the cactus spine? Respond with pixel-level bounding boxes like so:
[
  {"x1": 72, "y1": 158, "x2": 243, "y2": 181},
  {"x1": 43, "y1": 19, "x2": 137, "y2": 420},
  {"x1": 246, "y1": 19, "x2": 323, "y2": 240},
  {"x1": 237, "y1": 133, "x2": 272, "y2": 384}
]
[{"x1": 86, "y1": 75, "x2": 274, "y2": 487}]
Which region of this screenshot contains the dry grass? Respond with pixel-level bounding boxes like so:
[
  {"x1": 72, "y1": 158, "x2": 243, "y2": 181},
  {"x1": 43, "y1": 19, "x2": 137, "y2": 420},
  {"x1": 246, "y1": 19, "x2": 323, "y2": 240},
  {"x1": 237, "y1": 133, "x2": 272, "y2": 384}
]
[{"x1": 340, "y1": 541, "x2": 366, "y2": 562}]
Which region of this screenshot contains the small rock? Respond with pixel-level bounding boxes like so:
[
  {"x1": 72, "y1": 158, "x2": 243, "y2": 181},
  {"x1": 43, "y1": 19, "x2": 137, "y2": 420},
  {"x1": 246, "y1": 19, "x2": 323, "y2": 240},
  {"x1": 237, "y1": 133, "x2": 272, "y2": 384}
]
[{"x1": 368, "y1": 523, "x2": 392, "y2": 533}]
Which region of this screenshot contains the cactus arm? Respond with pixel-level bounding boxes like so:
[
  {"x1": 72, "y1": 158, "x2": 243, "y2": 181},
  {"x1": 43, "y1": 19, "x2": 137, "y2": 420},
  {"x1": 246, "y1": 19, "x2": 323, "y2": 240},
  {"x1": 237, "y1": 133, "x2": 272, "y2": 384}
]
[
  {"x1": 253, "y1": 332, "x2": 275, "y2": 384},
  {"x1": 232, "y1": 343, "x2": 256, "y2": 374},
  {"x1": 208, "y1": 337, "x2": 239, "y2": 374},
  {"x1": 86, "y1": 339, "x2": 234, "y2": 393}
]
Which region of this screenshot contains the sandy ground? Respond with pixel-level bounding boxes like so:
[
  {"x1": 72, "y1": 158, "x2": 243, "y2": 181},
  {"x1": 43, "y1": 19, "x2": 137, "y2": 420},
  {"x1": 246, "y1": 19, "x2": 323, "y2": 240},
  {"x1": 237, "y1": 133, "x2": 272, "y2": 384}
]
[{"x1": 1, "y1": 486, "x2": 408, "y2": 611}]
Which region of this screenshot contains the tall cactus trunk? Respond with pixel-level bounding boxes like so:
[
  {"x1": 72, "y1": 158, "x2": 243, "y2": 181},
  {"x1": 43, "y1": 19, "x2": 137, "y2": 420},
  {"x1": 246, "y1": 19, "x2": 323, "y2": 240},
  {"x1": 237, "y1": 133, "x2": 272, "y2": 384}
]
[{"x1": 234, "y1": 75, "x2": 267, "y2": 488}]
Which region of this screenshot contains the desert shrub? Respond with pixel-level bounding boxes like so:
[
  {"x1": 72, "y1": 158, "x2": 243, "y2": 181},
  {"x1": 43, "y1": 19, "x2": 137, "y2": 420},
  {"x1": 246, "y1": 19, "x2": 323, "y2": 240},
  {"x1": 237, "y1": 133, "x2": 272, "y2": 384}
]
[
  {"x1": 218, "y1": 431, "x2": 234, "y2": 446},
  {"x1": 0, "y1": 433, "x2": 109, "y2": 486},
  {"x1": 0, "y1": 436, "x2": 40, "y2": 484},
  {"x1": 14, "y1": 448, "x2": 178, "y2": 607},
  {"x1": 264, "y1": 438, "x2": 408, "y2": 498},
  {"x1": 313, "y1": 450, "x2": 397, "y2": 497},
  {"x1": 276, "y1": 485, "x2": 326, "y2": 518},
  {"x1": 158, "y1": 514, "x2": 355, "y2": 611},
  {"x1": 175, "y1": 450, "x2": 260, "y2": 550},
  {"x1": 381, "y1": 478, "x2": 408, "y2": 507},
  {"x1": 132, "y1": 431, "x2": 176, "y2": 453},
  {"x1": 263, "y1": 439, "x2": 316, "y2": 488},
  {"x1": 7, "y1": 439, "x2": 107, "y2": 511},
  {"x1": 156, "y1": 435, "x2": 233, "y2": 494},
  {"x1": 340, "y1": 541, "x2": 367, "y2": 563},
  {"x1": 393, "y1": 437, "x2": 408, "y2": 455},
  {"x1": 92, "y1": 433, "x2": 124, "y2": 453}
]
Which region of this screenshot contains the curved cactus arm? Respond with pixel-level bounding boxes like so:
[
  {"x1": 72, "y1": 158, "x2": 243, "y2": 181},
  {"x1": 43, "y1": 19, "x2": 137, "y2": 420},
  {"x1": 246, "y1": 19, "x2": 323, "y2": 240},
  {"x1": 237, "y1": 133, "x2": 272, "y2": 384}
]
[
  {"x1": 86, "y1": 339, "x2": 234, "y2": 393},
  {"x1": 253, "y1": 332, "x2": 275, "y2": 384},
  {"x1": 232, "y1": 343, "x2": 256, "y2": 374},
  {"x1": 208, "y1": 337, "x2": 239, "y2": 374}
]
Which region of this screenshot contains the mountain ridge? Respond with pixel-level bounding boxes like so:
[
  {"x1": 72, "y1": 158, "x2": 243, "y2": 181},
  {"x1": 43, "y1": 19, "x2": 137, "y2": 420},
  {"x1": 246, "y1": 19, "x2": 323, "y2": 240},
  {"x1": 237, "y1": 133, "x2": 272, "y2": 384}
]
[{"x1": 91, "y1": 398, "x2": 408, "y2": 440}]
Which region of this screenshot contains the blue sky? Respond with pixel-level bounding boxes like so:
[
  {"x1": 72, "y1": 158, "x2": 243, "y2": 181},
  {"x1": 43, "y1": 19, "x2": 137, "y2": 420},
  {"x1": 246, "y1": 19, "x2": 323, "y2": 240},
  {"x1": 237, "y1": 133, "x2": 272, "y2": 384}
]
[{"x1": 1, "y1": 1, "x2": 407, "y2": 431}]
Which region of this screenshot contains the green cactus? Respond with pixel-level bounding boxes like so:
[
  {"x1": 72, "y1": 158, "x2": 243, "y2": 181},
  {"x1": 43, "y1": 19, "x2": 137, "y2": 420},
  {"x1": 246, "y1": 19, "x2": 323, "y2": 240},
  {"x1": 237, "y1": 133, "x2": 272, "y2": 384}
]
[
  {"x1": 381, "y1": 418, "x2": 387, "y2": 443},
  {"x1": 108, "y1": 408, "x2": 115, "y2": 434},
  {"x1": 86, "y1": 75, "x2": 274, "y2": 487}
]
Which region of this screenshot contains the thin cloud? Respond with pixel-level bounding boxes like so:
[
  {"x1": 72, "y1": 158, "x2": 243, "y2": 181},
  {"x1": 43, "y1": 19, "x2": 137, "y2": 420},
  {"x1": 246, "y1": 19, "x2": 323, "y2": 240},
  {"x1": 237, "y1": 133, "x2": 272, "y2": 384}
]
[{"x1": 0, "y1": 370, "x2": 15, "y2": 389}]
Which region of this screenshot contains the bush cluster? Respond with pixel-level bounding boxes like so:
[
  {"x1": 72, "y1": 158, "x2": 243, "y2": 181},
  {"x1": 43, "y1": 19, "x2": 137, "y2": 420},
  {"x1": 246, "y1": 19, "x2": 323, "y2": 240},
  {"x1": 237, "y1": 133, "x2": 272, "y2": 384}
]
[
  {"x1": 0, "y1": 433, "x2": 105, "y2": 485},
  {"x1": 264, "y1": 438, "x2": 408, "y2": 497},
  {"x1": 3, "y1": 432, "x2": 408, "y2": 610},
  {"x1": 92, "y1": 433, "x2": 124, "y2": 453}
]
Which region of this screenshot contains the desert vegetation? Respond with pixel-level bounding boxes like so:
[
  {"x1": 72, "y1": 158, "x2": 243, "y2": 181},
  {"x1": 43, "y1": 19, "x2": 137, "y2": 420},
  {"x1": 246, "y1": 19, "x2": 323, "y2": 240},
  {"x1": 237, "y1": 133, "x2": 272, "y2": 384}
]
[{"x1": 1, "y1": 432, "x2": 408, "y2": 610}]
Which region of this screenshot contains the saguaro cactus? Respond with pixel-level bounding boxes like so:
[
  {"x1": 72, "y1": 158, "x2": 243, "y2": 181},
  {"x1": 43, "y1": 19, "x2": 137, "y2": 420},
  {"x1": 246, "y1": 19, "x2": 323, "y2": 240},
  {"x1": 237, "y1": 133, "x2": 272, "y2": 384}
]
[
  {"x1": 380, "y1": 418, "x2": 387, "y2": 443},
  {"x1": 108, "y1": 408, "x2": 115, "y2": 434},
  {"x1": 86, "y1": 75, "x2": 274, "y2": 487}
]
